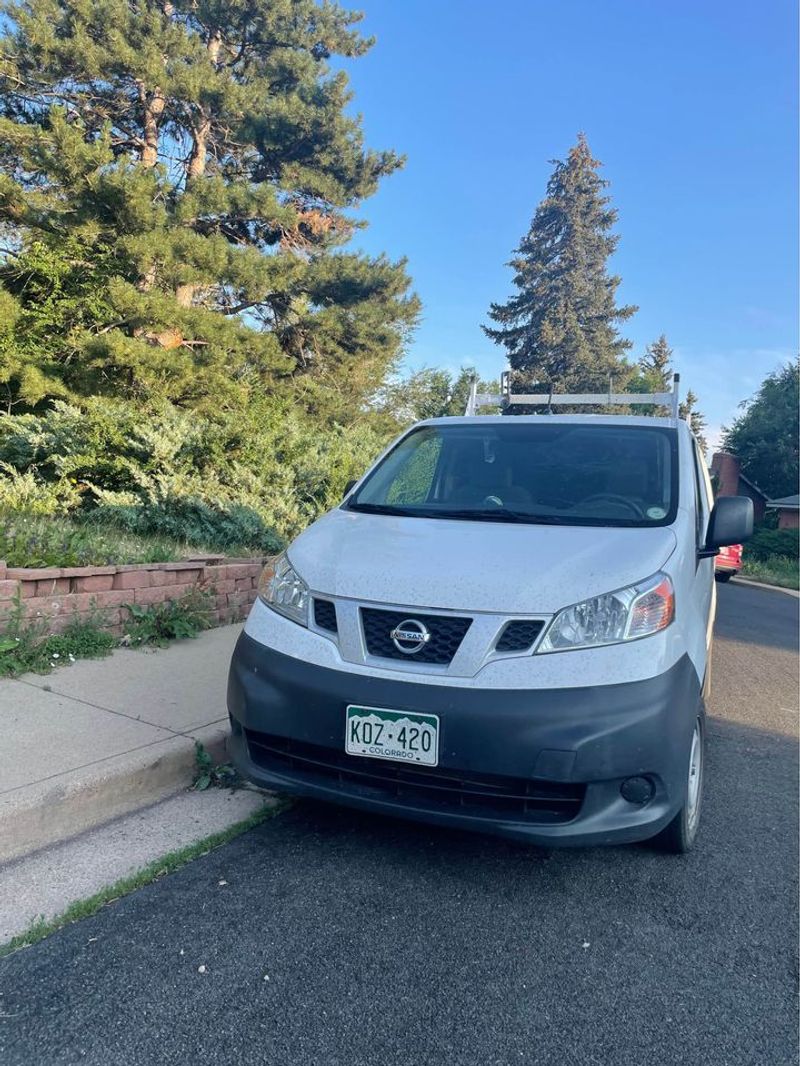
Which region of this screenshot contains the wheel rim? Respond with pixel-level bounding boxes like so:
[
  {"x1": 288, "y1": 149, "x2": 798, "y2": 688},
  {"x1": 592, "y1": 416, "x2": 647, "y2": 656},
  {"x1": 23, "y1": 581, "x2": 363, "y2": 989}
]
[{"x1": 686, "y1": 720, "x2": 703, "y2": 833}]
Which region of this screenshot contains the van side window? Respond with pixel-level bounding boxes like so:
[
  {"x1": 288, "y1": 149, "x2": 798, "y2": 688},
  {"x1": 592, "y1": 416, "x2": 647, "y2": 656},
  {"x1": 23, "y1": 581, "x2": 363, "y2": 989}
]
[{"x1": 691, "y1": 439, "x2": 711, "y2": 545}]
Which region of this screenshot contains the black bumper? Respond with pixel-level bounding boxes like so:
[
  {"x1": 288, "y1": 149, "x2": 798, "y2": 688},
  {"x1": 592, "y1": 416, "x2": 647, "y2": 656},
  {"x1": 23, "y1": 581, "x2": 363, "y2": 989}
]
[{"x1": 227, "y1": 632, "x2": 701, "y2": 847}]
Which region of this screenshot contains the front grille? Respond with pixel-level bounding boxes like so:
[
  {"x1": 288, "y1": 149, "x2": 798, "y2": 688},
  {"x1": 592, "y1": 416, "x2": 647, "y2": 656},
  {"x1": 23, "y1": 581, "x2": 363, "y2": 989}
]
[
  {"x1": 313, "y1": 598, "x2": 338, "y2": 633},
  {"x1": 245, "y1": 730, "x2": 585, "y2": 825},
  {"x1": 361, "y1": 607, "x2": 472, "y2": 665},
  {"x1": 496, "y1": 620, "x2": 545, "y2": 653}
]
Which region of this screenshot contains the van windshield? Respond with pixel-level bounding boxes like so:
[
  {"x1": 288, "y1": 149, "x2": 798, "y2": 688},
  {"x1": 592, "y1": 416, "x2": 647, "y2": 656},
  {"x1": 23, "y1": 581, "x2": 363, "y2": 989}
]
[{"x1": 347, "y1": 422, "x2": 678, "y2": 528}]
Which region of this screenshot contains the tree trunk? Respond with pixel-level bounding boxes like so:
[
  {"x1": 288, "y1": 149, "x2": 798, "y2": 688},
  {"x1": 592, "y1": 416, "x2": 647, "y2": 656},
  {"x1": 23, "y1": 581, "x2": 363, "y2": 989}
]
[
  {"x1": 207, "y1": 28, "x2": 222, "y2": 64},
  {"x1": 186, "y1": 32, "x2": 220, "y2": 180},
  {"x1": 187, "y1": 113, "x2": 211, "y2": 180},
  {"x1": 177, "y1": 28, "x2": 221, "y2": 306},
  {"x1": 175, "y1": 283, "x2": 198, "y2": 307},
  {"x1": 138, "y1": 83, "x2": 165, "y2": 169}
]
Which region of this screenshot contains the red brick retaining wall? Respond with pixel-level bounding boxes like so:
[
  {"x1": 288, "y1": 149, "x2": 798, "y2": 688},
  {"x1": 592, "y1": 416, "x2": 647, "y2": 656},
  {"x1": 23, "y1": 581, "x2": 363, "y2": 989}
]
[{"x1": 0, "y1": 556, "x2": 267, "y2": 636}]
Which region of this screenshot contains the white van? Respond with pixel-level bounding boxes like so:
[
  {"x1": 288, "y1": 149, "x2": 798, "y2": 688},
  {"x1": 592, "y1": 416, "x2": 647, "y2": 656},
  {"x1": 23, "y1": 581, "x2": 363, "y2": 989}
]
[{"x1": 228, "y1": 379, "x2": 753, "y2": 853}]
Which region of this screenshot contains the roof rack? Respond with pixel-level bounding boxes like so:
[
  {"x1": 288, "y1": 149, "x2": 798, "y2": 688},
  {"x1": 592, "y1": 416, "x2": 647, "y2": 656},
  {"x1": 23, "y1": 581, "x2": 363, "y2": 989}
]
[{"x1": 464, "y1": 371, "x2": 681, "y2": 420}]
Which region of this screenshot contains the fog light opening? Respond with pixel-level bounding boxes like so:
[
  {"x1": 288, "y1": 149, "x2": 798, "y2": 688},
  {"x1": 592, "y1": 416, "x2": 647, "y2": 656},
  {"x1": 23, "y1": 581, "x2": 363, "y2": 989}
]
[{"x1": 620, "y1": 776, "x2": 655, "y2": 806}]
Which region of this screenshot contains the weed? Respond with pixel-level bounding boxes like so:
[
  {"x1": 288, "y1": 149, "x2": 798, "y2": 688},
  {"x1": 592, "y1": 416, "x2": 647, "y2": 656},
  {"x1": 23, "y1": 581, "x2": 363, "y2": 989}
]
[
  {"x1": 0, "y1": 591, "x2": 116, "y2": 677},
  {"x1": 193, "y1": 741, "x2": 240, "y2": 790},
  {"x1": 40, "y1": 619, "x2": 116, "y2": 665},
  {"x1": 123, "y1": 588, "x2": 213, "y2": 648}
]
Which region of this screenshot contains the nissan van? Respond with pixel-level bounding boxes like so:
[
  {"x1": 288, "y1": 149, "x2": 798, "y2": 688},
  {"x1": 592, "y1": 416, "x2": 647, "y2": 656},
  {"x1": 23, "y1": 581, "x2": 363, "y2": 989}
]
[{"x1": 227, "y1": 396, "x2": 753, "y2": 853}]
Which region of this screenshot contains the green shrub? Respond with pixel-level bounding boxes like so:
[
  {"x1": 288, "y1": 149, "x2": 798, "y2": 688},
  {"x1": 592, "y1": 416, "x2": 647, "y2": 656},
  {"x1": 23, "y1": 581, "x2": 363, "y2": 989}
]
[
  {"x1": 746, "y1": 527, "x2": 799, "y2": 562},
  {"x1": 123, "y1": 588, "x2": 213, "y2": 648},
  {"x1": 95, "y1": 496, "x2": 283, "y2": 556},
  {"x1": 0, "y1": 463, "x2": 80, "y2": 515},
  {"x1": 0, "y1": 396, "x2": 390, "y2": 551}
]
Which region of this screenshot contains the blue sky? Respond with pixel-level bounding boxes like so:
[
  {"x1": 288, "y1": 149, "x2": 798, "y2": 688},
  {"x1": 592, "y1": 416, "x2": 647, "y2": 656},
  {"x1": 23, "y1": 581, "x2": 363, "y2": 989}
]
[{"x1": 341, "y1": 0, "x2": 798, "y2": 447}]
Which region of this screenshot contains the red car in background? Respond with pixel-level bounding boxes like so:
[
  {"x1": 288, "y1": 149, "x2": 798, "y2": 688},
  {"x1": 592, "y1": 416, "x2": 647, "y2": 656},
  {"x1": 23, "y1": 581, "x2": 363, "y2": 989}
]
[{"x1": 715, "y1": 543, "x2": 743, "y2": 582}]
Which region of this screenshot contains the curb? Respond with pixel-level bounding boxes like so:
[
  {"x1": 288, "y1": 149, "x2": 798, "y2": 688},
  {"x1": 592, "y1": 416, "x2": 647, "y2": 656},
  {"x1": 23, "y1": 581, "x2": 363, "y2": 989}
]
[
  {"x1": 0, "y1": 726, "x2": 229, "y2": 867},
  {"x1": 1, "y1": 790, "x2": 277, "y2": 948},
  {"x1": 731, "y1": 577, "x2": 799, "y2": 598}
]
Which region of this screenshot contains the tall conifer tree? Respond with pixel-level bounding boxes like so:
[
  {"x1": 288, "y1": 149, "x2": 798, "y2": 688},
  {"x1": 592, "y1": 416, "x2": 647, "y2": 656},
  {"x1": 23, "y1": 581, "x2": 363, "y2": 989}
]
[
  {"x1": 638, "y1": 334, "x2": 673, "y2": 390},
  {"x1": 637, "y1": 334, "x2": 708, "y2": 454},
  {"x1": 484, "y1": 134, "x2": 636, "y2": 392},
  {"x1": 0, "y1": 0, "x2": 418, "y2": 414}
]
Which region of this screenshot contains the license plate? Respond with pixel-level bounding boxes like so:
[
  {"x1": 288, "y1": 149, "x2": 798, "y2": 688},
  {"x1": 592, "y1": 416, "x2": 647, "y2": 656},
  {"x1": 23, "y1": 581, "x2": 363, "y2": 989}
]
[{"x1": 345, "y1": 706, "x2": 439, "y2": 767}]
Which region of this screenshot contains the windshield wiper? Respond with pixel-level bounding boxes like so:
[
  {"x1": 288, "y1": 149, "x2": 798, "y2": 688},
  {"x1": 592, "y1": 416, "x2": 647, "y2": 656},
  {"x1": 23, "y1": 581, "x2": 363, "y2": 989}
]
[
  {"x1": 346, "y1": 502, "x2": 421, "y2": 517},
  {"x1": 431, "y1": 508, "x2": 569, "y2": 524},
  {"x1": 346, "y1": 502, "x2": 571, "y2": 524}
]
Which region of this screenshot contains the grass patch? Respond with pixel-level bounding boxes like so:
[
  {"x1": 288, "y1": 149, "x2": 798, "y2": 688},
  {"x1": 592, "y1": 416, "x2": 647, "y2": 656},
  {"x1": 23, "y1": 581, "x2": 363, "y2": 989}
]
[
  {"x1": 0, "y1": 510, "x2": 241, "y2": 569},
  {"x1": 741, "y1": 556, "x2": 799, "y2": 590},
  {"x1": 0, "y1": 802, "x2": 284, "y2": 959},
  {"x1": 0, "y1": 592, "x2": 117, "y2": 678}
]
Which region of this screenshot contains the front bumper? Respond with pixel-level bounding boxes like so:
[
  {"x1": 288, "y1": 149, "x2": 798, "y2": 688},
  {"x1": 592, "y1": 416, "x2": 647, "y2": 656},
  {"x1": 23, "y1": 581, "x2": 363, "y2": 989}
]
[{"x1": 227, "y1": 632, "x2": 701, "y2": 847}]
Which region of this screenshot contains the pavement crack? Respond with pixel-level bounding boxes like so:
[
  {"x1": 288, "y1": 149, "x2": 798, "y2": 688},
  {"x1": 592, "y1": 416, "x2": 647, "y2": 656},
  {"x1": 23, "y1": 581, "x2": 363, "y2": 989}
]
[{"x1": 15, "y1": 678, "x2": 190, "y2": 736}]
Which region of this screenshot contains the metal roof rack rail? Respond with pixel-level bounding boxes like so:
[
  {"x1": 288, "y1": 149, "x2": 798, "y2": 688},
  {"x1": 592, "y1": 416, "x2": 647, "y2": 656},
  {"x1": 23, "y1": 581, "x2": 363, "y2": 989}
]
[{"x1": 464, "y1": 372, "x2": 681, "y2": 420}]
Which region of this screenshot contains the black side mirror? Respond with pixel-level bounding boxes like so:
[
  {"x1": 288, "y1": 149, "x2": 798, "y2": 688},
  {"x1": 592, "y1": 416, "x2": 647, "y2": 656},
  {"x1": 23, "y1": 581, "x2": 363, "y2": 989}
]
[
  {"x1": 343, "y1": 479, "x2": 357, "y2": 499},
  {"x1": 700, "y1": 496, "x2": 754, "y2": 557}
]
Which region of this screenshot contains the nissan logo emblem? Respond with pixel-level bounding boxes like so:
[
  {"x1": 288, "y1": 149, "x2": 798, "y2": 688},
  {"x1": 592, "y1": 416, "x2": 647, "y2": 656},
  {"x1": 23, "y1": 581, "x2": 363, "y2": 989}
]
[{"x1": 390, "y1": 619, "x2": 431, "y2": 655}]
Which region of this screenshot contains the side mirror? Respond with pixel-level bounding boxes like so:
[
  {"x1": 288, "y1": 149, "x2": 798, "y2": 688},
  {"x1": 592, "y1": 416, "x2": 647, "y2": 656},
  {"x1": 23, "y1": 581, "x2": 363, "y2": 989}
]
[
  {"x1": 343, "y1": 479, "x2": 357, "y2": 499},
  {"x1": 701, "y1": 496, "x2": 754, "y2": 556}
]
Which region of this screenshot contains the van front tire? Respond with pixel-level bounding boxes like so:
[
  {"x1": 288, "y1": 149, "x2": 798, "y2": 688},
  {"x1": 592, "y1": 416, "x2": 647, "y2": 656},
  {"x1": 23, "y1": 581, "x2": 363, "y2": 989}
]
[{"x1": 653, "y1": 711, "x2": 706, "y2": 854}]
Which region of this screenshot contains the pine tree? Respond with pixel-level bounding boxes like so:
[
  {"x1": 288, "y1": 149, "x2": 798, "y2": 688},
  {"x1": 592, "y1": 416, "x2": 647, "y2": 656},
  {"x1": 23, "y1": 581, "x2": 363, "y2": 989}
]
[
  {"x1": 635, "y1": 334, "x2": 708, "y2": 453},
  {"x1": 0, "y1": 0, "x2": 419, "y2": 414},
  {"x1": 630, "y1": 333, "x2": 675, "y2": 417},
  {"x1": 484, "y1": 134, "x2": 637, "y2": 393},
  {"x1": 638, "y1": 334, "x2": 673, "y2": 390}
]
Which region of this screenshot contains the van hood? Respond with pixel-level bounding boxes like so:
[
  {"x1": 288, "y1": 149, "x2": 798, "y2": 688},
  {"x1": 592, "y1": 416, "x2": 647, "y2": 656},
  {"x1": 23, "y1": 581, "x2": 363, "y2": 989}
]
[{"x1": 289, "y1": 509, "x2": 678, "y2": 615}]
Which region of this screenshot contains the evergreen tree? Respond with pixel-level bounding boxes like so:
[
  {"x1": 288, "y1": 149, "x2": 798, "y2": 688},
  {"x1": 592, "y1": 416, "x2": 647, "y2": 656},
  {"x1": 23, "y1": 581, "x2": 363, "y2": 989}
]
[
  {"x1": 632, "y1": 333, "x2": 675, "y2": 416},
  {"x1": 638, "y1": 334, "x2": 673, "y2": 390},
  {"x1": 484, "y1": 134, "x2": 636, "y2": 393},
  {"x1": 0, "y1": 0, "x2": 419, "y2": 414},
  {"x1": 634, "y1": 334, "x2": 708, "y2": 452}
]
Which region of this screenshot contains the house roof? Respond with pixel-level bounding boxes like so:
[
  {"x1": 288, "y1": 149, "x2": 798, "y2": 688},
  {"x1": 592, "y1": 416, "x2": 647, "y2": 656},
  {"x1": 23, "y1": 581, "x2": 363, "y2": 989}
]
[
  {"x1": 767, "y1": 494, "x2": 800, "y2": 510},
  {"x1": 737, "y1": 472, "x2": 768, "y2": 500}
]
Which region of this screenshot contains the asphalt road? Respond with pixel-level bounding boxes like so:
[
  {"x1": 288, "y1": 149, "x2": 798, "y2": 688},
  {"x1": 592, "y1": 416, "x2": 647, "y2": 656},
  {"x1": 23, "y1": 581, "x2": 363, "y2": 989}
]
[{"x1": 1, "y1": 582, "x2": 797, "y2": 1066}]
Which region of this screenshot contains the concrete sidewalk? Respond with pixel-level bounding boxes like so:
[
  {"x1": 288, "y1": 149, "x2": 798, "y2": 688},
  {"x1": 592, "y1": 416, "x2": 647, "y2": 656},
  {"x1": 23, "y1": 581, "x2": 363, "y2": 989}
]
[{"x1": 0, "y1": 624, "x2": 243, "y2": 864}]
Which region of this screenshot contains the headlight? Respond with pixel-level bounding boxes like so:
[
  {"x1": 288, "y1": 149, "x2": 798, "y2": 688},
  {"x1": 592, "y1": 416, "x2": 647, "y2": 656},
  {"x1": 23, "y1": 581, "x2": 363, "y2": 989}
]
[
  {"x1": 257, "y1": 552, "x2": 309, "y2": 626},
  {"x1": 537, "y1": 572, "x2": 674, "y2": 653}
]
